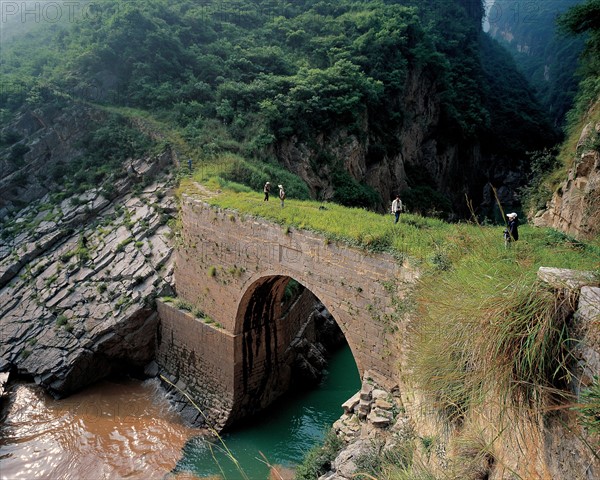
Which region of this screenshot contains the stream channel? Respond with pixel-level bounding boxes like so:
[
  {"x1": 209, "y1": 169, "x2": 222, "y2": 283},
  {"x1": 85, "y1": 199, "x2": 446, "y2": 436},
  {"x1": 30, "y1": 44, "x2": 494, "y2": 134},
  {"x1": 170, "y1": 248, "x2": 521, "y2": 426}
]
[{"x1": 0, "y1": 345, "x2": 360, "y2": 479}]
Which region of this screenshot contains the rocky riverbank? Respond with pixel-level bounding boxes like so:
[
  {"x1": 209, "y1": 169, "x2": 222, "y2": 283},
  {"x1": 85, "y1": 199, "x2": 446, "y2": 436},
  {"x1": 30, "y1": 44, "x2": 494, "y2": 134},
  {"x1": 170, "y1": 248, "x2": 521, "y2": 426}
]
[{"x1": 320, "y1": 375, "x2": 413, "y2": 480}]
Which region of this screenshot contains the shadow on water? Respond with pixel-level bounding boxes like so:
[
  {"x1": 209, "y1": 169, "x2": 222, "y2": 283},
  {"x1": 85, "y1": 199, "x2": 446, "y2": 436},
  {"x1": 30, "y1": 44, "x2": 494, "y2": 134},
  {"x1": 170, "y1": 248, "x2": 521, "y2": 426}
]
[{"x1": 173, "y1": 344, "x2": 360, "y2": 480}]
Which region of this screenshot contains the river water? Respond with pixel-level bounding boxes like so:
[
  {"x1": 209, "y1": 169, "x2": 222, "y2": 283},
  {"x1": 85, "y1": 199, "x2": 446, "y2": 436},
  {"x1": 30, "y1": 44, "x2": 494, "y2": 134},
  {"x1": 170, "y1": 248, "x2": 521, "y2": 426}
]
[{"x1": 0, "y1": 346, "x2": 360, "y2": 480}]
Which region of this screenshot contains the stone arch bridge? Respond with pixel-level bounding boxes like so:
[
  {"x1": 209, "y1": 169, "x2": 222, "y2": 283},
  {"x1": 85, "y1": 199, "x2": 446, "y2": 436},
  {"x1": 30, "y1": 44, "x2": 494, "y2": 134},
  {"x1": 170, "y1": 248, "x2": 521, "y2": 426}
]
[{"x1": 156, "y1": 194, "x2": 419, "y2": 429}]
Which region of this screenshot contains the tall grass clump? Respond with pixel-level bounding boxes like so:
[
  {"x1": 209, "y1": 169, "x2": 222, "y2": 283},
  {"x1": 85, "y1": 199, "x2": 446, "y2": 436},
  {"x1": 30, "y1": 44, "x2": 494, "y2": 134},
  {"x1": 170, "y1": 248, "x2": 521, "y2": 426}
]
[
  {"x1": 352, "y1": 442, "x2": 414, "y2": 479},
  {"x1": 411, "y1": 236, "x2": 579, "y2": 425}
]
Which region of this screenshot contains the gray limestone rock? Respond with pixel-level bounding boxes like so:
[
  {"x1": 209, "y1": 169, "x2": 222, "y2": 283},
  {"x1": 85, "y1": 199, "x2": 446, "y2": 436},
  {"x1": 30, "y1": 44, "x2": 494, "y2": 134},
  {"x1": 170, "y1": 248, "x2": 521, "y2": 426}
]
[
  {"x1": 573, "y1": 286, "x2": 600, "y2": 387},
  {"x1": 0, "y1": 168, "x2": 176, "y2": 398},
  {"x1": 537, "y1": 267, "x2": 598, "y2": 290},
  {"x1": 331, "y1": 439, "x2": 376, "y2": 479}
]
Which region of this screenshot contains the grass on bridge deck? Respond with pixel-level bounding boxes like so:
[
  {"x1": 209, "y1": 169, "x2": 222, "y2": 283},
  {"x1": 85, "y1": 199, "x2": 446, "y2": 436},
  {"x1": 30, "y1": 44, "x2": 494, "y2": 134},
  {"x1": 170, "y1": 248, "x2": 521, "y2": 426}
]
[{"x1": 179, "y1": 173, "x2": 599, "y2": 279}]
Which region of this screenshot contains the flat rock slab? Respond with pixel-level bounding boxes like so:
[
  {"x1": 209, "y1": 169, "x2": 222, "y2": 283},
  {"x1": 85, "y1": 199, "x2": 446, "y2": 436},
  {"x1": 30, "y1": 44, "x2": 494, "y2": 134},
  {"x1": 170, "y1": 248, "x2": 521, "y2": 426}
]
[{"x1": 538, "y1": 267, "x2": 599, "y2": 290}]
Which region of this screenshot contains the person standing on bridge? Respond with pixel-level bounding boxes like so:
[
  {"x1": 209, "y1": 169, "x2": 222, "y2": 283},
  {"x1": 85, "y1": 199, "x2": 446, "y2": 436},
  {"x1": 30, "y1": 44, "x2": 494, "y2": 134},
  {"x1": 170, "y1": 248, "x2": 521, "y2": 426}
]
[
  {"x1": 278, "y1": 184, "x2": 286, "y2": 207},
  {"x1": 263, "y1": 181, "x2": 271, "y2": 201},
  {"x1": 504, "y1": 212, "x2": 519, "y2": 248},
  {"x1": 391, "y1": 194, "x2": 403, "y2": 224}
]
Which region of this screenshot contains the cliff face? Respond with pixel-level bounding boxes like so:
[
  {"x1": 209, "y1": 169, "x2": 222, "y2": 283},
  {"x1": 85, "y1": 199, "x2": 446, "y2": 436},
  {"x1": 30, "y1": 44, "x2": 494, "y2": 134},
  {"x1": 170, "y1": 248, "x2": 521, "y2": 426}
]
[
  {"x1": 0, "y1": 105, "x2": 178, "y2": 396},
  {"x1": 276, "y1": 63, "x2": 523, "y2": 216},
  {"x1": 486, "y1": 0, "x2": 583, "y2": 126},
  {"x1": 0, "y1": 106, "x2": 105, "y2": 217},
  {"x1": 533, "y1": 112, "x2": 600, "y2": 240}
]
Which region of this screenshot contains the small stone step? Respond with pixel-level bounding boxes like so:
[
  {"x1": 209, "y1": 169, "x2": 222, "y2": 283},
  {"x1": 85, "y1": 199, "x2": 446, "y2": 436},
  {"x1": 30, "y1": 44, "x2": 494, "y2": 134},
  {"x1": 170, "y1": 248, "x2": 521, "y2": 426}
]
[{"x1": 342, "y1": 392, "x2": 360, "y2": 414}]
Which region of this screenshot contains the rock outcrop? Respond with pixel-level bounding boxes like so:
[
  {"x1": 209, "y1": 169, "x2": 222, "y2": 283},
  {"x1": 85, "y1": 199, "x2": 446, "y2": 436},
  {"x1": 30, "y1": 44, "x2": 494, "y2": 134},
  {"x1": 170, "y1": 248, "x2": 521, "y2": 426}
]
[
  {"x1": 533, "y1": 118, "x2": 600, "y2": 239},
  {"x1": 0, "y1": 154, "x2": 177, "y2": 397},
  {"x1": 318, "y1": 375, "x2": 412, "y2": 480}
]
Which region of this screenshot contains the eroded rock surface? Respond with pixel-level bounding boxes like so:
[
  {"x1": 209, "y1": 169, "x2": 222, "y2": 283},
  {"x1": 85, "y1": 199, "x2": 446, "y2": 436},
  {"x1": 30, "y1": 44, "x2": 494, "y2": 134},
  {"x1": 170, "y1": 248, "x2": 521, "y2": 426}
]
[
  {"x1": 533, "y1": 119, "x2": 600, "y2": 240},
  {"x1": 0, "y1": 157, "x2": 176, "y2": 397}
]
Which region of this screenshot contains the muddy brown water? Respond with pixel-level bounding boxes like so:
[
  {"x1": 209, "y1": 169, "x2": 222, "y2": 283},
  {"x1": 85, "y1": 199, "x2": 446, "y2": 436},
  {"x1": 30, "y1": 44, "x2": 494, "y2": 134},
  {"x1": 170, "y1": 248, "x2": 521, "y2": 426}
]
[
  {"x1": 0, "y1": 345, "x2": 360, "y2": 479},
  {"x1": 0, "y1": 378, "x2": 198, "y2": 480}
]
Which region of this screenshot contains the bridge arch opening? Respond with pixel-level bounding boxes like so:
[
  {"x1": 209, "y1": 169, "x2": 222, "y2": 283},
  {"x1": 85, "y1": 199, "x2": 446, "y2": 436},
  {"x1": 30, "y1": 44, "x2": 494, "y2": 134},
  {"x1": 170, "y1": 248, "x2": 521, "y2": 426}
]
[{"x1": 230, "y1": 274, "x2": 357, "y2": 425}]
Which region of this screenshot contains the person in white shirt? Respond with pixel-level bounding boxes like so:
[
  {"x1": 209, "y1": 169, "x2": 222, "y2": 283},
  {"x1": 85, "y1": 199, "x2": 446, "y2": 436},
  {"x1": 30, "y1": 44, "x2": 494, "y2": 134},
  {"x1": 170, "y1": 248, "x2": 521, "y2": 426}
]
[
  {"x1": 278, "y1": 184, "x2": 286, "y2": 207},
  {"x1": 391, "y1": 194, "x2": 403, "y2": 223}
]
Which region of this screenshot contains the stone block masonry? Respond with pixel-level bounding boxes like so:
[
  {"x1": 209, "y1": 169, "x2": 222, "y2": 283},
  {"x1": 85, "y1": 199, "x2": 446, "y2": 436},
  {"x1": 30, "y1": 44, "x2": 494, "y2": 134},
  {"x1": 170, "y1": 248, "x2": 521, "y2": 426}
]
[
  {"x1": 159, "y1": 194, "x2": 420, "y2": 428},
  {"x1": 156, "y1": 300, "x2": 235, "y2": 428}
]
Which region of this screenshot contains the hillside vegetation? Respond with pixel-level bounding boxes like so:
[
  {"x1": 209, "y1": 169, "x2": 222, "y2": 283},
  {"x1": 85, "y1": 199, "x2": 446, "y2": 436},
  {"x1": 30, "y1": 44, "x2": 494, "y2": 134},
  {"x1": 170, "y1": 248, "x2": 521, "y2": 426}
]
[
  {"x1": 1, "y1": 0, "x2": 555, "y2": 215},
  {"x1": 1, "y1": 0, "x2": 599, "y2": 477}
]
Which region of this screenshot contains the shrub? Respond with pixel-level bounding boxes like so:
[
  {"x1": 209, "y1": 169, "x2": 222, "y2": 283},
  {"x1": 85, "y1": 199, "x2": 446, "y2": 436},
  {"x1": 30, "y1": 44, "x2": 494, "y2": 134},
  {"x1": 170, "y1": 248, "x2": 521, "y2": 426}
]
[
  {"x1": 331, "y1": 169, "x2": 379, "y2": 209},
  {"x1": 0, "y1": 130, "x2": 22, "y2": 147},
  {"x1": 295, "y1": 429, "x2": 344, "y2": 480},
  {"x1": 115, "y1": 237, "x2": 133, "y2": 252},
  {"x1": 8, "y1": 143, "x2": 30, "y2": 165},
  {"x1": 402, "y1": 185, "x2": 452, "y2": 217},
  {"x1": 174, "y1": 299, "x2": 194, "y2": 311},
  {"x1": 60, "y1": 251, "x2": 76, "y2": 263}
]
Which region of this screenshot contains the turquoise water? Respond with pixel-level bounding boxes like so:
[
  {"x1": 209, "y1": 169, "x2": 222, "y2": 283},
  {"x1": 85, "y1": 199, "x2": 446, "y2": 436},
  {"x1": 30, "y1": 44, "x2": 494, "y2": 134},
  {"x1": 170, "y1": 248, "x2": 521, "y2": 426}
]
[{"x1": 174, "y1": 345, "x2": 360, "y2": 479}]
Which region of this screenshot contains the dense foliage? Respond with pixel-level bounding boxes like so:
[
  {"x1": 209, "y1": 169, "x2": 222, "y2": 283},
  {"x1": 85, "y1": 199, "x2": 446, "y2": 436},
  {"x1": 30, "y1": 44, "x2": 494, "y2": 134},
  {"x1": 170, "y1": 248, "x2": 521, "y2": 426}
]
[
  {"x1": 557, "y1": 0, "x2": 600, "y2": 130},
  {"x1": 488, "y1": 0, "x2": 584, "y2": 126},
  {"x1": 0, "y1": 0, "x2": 557, "y2": 210}
]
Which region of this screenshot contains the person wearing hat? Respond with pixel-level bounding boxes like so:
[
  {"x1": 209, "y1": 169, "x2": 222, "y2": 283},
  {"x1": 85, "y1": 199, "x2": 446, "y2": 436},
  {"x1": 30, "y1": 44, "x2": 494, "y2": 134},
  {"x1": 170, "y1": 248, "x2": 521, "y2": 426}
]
[
  {"x1": 263, "y1": 181, "x2": 271, "y2": 201},
  {"x1": 504, "y1": 212, "x2": 519, "y2": 247},
  {"x1": 278, "y1": 184, "x2": 286, "y2": 207}
]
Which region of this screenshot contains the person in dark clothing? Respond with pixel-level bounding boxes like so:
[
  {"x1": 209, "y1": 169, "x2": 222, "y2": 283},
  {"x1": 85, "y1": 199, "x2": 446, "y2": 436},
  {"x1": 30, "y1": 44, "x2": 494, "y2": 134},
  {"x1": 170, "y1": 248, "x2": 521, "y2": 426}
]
[
  {"x1": 504, "y1": 212, "x2": 519, "y2": 247},
  {"x1": 263, "y1": 182, "x2": 271, "y2": 201}
]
